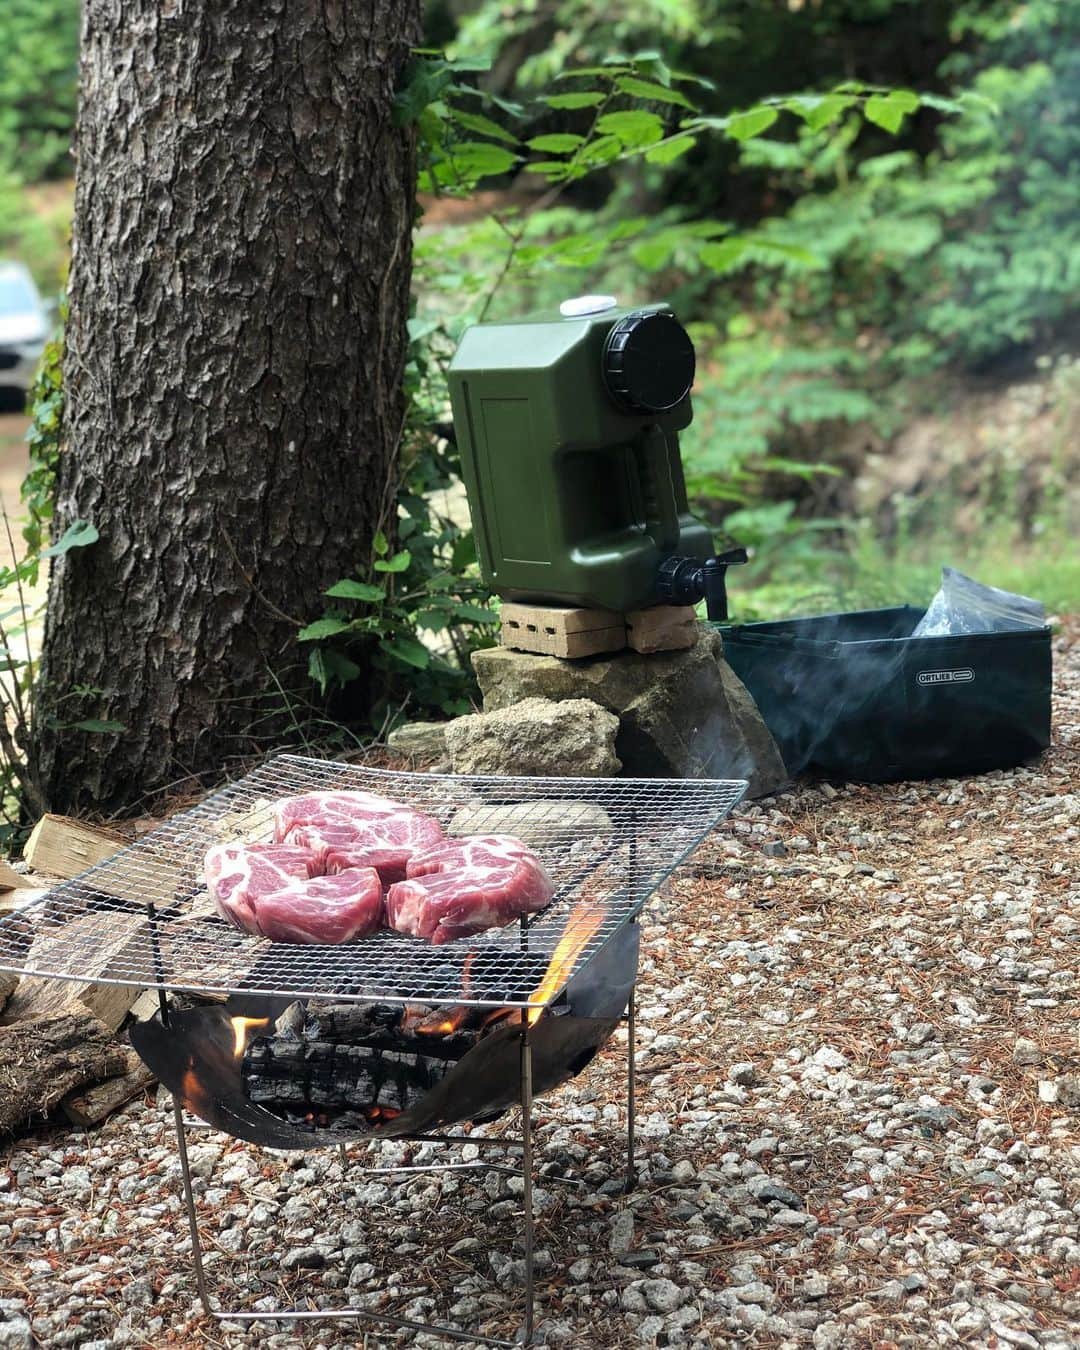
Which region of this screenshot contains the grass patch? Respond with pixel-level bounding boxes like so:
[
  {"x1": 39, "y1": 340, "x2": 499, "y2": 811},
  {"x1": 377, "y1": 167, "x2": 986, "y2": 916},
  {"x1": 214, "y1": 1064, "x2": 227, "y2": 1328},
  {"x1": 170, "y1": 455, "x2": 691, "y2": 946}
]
[{"x1": 735, "y1": 523, "x2": 1080, "y2": 623}]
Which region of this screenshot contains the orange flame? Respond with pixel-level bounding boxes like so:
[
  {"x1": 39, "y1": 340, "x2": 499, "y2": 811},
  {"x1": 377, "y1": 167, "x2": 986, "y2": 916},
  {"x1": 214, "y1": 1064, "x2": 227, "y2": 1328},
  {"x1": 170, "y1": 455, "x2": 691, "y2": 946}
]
[
  {"x1": 180, "y1": 1067, "x2": 206, "y2": 1114},
  {"x1": 230, "y1": 1016, "x2": 270, "y2": 1057},
  {"x1": 416, "y1": 1003, "x2": 473, "y2": 1035},
  {"x1": 526, "y1": 900, "x2": 605, "y2": 1026},
  {"x1": 461, "y1": 951, "x2": 477, "y2": 1000},
  {"x1": 418, "y1": 1018, "x2": 458, "y2": 1036}
]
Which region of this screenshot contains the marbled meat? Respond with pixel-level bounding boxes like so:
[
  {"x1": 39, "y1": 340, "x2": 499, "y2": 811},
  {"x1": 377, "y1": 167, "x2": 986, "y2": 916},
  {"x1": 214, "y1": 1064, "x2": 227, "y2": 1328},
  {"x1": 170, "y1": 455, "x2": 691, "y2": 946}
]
[
  {"x1": 386, "y1": 834, "x2": 555, "y2": 945},
  {"x1": 272, "y1": 789, "x2": 407, "y2": 842},
  {"x1": 205, "y1": 840, "x2": 383, "y2": 943}
]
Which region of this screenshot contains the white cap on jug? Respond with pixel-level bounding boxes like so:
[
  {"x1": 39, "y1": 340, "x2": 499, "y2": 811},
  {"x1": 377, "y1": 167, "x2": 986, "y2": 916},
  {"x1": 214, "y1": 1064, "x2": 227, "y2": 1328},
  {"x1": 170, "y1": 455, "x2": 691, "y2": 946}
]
[{"x1": 559, "y1": 294, "x2": 618, "y2": 317}]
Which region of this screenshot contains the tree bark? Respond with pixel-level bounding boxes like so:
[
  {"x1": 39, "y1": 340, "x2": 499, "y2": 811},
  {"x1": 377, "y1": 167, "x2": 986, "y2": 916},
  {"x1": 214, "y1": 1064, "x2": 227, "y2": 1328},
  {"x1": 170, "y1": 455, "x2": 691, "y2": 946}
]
[{"x1": 34, "y1": 0, "x2": 422, "y2": 814}]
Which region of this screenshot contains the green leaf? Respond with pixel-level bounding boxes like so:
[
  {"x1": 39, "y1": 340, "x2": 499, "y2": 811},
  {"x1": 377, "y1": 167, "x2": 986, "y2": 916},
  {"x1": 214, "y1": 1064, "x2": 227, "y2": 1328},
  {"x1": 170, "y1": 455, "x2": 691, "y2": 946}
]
[
  {"x1": 576, "y1": 134, "x2": 623, "y2": 166},
  {"x1": 325, "y1": 579, "x2": 385, "y2": 602},
  {"x1": 43, "y1": 519, "x2": 99, "y2": 557},
  {"x1": 864, "y1": 90, "x2": 920, "y2": 134},
  {"x1": 786, "y1": 93, "x2": 854, "y2": 131},
  {"x1": 727, "y1": 106, "x2": 779, "y2": 141},
  {"x1": 541, "y1": 92, "x2": 606, "y2": 111},
  {"x1": 557, "y1": 65, "x2": 630, "y2": 80},
  {"x1": 381, "y1": 637, "x2": 431, "y2": 670},
  {"x1": 72, "y1": 718, "x2": 125, "y2": 734},
  {"x1": 645, "y1": 134, "x2": 696, "y2": 165},
  {"x1": 615, "y1": 76, "x2": 692, "y2": 109},
  {"x1": 526, "y1": 133, "x2": 586, "y2": 153},
  {"x1": 372, "y1": 531, "x2": 389, "y2": 557},
  {"x1": 297, "y1": 617, "x2": 354, "y2": 641},
  {"x1": 407, "y1": 317, "x2": 441, "y2": 344},
  {"x1": 448, "y1": 141, "x2": 519, "y2": 179},
  {"x1": 453, "y1": 602, "x2": 496, "y2": 623},
  {"x1": 699, "y1": 239, "x2": 748, "y2": 272},
  {"x1": 326, "y1": 649, "x2": 362, "y2": 681},
  {"x1": 308, "y1": 646, "x2": 329, "y2": 694},
  {"x1": 596, "y1": 110, "x2": 664, "y2": 149},
  {"x1": 373, "y1": 549, "x2": 411, "y2": 574},
  {"x1": 443, "y1": 57, "x2": 493, "y2": 74},
  {"x1": 451, "y1": 109, "x2": 519, "y2": 145},
  {"x1": 450, "y1": 533, "x2": 476, "y2": 571}
]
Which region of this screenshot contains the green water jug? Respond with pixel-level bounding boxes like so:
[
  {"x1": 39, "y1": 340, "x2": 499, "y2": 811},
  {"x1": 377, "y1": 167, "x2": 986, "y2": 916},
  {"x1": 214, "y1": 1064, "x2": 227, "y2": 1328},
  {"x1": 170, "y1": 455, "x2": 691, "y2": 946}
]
[{"x1": 448, "y1": 297, "x2": 722, "y2": 615}]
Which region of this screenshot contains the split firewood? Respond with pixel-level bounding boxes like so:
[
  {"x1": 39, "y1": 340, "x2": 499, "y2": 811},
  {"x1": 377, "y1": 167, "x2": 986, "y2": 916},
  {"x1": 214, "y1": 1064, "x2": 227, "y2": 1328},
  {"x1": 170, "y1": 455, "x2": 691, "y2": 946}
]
[
  {"x1": 0, "y1": 908, "x2": 151, "y2": 1033},
  {"x1": 24, "y1": 813, "x2": 127, "y2": 879},
  {"x1": 0, "y1": 1009, "x2": 128, "y2": 1134},
  {"x1": 0, "y1": 886, "x2": 46, "y2": 918},
  {"x1": 60, "y1": 1048, "x2": 156, "y2": 1126},
  {"x1": 0, "y1": 860, "x2": 36, "y2": 891}
]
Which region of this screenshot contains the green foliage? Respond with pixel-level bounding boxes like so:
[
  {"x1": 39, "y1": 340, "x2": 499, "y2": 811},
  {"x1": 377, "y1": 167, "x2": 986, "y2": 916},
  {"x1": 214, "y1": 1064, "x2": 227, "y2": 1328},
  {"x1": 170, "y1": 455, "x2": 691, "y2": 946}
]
[
  {"x1": 301, "y1": 323, "x2": 501, "y2": 728},
  {"x1": 22, "y1": 307, "x2": 65, "y2": 563},
  {"x1": 0, "y1": 173, "x2": 70, "y2": 292},
  {"x1": 300, "y1": 45, "x2": 965, "y2": 731},
  {"x1": 402, "y1": 44, "x2": 954, "y2": 196},
  {"x1": 743, "y1": 0, "x2": 1080, "y2": 372},
  {"x1": 0, "y1": 510, "x2": 103, "y2": 844},
  {"x1": 0, "y1": 0, "x2": 79, "y2": 182}
]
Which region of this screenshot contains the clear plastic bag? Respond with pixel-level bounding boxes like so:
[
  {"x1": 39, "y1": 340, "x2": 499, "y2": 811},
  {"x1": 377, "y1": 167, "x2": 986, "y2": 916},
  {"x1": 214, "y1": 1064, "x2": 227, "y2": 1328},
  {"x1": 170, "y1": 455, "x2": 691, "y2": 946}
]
[{"x1": 912, "y1": 567, "x2": 1046, "y2": 638}]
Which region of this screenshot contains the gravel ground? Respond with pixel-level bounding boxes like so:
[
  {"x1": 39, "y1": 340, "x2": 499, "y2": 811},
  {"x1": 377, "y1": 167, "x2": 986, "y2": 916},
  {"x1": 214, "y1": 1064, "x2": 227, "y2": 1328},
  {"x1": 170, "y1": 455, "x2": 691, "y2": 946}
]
[{"x1": 0, "y1": 619, "x2": 1077, "y2": 1349}]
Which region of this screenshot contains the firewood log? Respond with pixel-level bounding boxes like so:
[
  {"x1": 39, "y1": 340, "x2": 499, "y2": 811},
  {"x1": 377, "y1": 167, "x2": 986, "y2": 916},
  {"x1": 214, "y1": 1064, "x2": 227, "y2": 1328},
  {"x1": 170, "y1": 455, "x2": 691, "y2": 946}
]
[{"x1": 0, "y1": 1010, "x2": 128, "y2": 1134}]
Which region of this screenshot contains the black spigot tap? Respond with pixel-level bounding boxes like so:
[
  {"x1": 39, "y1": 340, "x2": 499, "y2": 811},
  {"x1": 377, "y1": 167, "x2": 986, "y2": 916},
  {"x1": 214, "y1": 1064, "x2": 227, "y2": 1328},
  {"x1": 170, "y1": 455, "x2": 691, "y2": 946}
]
[{"x1": 657, "y1": 547, "x2": 748, "y2": 621}]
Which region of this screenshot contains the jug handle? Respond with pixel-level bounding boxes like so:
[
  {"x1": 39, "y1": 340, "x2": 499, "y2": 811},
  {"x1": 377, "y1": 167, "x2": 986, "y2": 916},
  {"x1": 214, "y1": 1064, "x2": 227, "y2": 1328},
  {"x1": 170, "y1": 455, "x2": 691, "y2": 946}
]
[{"x1": 637, "y1": 425, "x2": 680, "y2": 553}]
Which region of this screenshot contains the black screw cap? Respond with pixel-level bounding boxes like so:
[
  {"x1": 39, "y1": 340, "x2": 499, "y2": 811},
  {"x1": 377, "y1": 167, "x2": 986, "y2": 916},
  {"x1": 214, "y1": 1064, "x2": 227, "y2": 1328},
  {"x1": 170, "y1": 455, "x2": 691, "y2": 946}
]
[{"x1": 602, "y1": 310, "x2": 696, "y2": 414}]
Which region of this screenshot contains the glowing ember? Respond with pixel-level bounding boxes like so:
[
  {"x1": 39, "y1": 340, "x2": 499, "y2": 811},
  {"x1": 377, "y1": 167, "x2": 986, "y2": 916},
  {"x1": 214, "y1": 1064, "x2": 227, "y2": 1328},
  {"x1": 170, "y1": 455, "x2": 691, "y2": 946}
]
[
  {"x1": 461, "y1": 951, "x2": 477, "y2": 1000},
  {"x1": 230, "y1": 1016, "x2": 270, "y2": 1057},
  {"x1": 416, "y1": 1003, "x2": 472, "y2": 1035},
  {"x1": 527, "y1": 900, "x2": 605, "y2": 1025},
  {"x1": 419, "y1": 1018, "x2": 457, "y2": 1036}
]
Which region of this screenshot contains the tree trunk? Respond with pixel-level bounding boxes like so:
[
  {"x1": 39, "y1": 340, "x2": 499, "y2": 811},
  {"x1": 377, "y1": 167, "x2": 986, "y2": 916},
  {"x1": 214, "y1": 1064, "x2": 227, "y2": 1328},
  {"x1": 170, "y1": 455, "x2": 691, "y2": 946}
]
[{"x1": 33, "y1": 0, "x2": 422, "y2": 814}]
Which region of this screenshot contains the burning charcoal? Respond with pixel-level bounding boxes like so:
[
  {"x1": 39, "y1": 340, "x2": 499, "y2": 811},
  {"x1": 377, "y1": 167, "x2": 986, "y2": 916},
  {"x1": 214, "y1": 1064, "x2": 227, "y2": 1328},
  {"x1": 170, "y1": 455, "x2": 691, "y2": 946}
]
[
  {"x1": 273, "y1": 1001, "x2": 307, "y2": 1038},
  {"x1": 244, "y1": 1042, "x2": 269, "y2": 1070},
  {"x1": 266, "y1": 1041, "x2": 304, "y2": 1071},
  {"x1": 340, "y1": 1072, "x2": 376, "y2": 1109}
]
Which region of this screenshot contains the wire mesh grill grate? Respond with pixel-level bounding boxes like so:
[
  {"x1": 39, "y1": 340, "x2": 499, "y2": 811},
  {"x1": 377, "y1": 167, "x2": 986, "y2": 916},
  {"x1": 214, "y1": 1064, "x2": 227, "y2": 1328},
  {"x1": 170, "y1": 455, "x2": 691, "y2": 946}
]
[{"x1": 0, "y1": 757, "x2": 745, "y2": 1010}]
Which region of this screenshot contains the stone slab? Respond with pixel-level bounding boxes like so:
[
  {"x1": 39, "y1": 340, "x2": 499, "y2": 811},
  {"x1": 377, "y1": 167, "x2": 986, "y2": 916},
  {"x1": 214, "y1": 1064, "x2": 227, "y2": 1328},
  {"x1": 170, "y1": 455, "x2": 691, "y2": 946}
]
[
  {"x1": 444, "y1": 696, "x2": 621, "y2": 778},
  {"x1": 471, "y1": 629, "x2": 787, "y2": 797}
]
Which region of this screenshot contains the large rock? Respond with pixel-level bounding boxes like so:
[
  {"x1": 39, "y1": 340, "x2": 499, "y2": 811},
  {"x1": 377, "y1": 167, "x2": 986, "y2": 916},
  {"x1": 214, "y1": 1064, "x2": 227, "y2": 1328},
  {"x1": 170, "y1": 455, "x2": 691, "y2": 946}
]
[
  {"x1": 471, "y1": 628, "x2": 786, "y2": 797},
  {"x1": 444, "y1": 697, "x2": 621, "y2": 778},
  {"x1": 448, "y1": 801, "x2": 613, "y2": 846},
  {"x1": 386, "y1": 720, "x2": 448, "y2": 765}
]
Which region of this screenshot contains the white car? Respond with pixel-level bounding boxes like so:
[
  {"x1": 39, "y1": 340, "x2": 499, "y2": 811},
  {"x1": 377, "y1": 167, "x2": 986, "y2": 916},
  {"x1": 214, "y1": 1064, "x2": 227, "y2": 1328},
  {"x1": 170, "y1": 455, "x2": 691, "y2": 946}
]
[{"x1": 0, "y1": 261, "x2": 49, "y2": 400}]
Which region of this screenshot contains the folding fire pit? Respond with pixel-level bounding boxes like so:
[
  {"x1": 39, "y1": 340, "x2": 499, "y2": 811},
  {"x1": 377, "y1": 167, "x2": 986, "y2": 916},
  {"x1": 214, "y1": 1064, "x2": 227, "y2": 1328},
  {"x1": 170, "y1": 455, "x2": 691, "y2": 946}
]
[{"x1": 0, "y1": 757, "x2": 745, "y2": 1345}]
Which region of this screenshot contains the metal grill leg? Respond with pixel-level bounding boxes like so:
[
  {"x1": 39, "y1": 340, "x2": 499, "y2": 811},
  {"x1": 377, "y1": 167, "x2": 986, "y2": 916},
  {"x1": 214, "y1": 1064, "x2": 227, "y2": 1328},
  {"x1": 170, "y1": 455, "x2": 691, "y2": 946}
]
[
  {"x1": 625, "y1": 986, "x2": 637, "y2": 1193},
  {"x1": 166, "y1": 1098, "x2": 528, "y2": 1346},
  {"x1": 172, "y1": 1100, "x2": 214, "y2": 1317},
  {"x1": 520, "y1": 1014, "x2": 536, "y2": 1346}
]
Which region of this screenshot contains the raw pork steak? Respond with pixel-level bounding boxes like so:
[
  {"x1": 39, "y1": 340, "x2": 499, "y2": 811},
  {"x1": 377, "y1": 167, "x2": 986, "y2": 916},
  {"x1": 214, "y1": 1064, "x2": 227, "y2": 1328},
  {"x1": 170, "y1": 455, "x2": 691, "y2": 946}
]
[
  {"x1": 318, "y1": 811, "x2": 444, "y2": 885},
  {"x1": 386, "y1": 835, "x2": 554, "y2": 945},
  {"x1": 205, "y1": 843, "x2": 318, "y2": 931},
  {"x1": 272, "y1": 790, "x2": 407, "y2": 843},
  {"x1": 249, "y1": 869, "x2": 384, "y2": 944},
  {"x1": 275, "y1": 790, "x2": 444, "y2": 883},
  {"x1": 204, "y1": 841, "x2": 383, "y2": 942}
]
